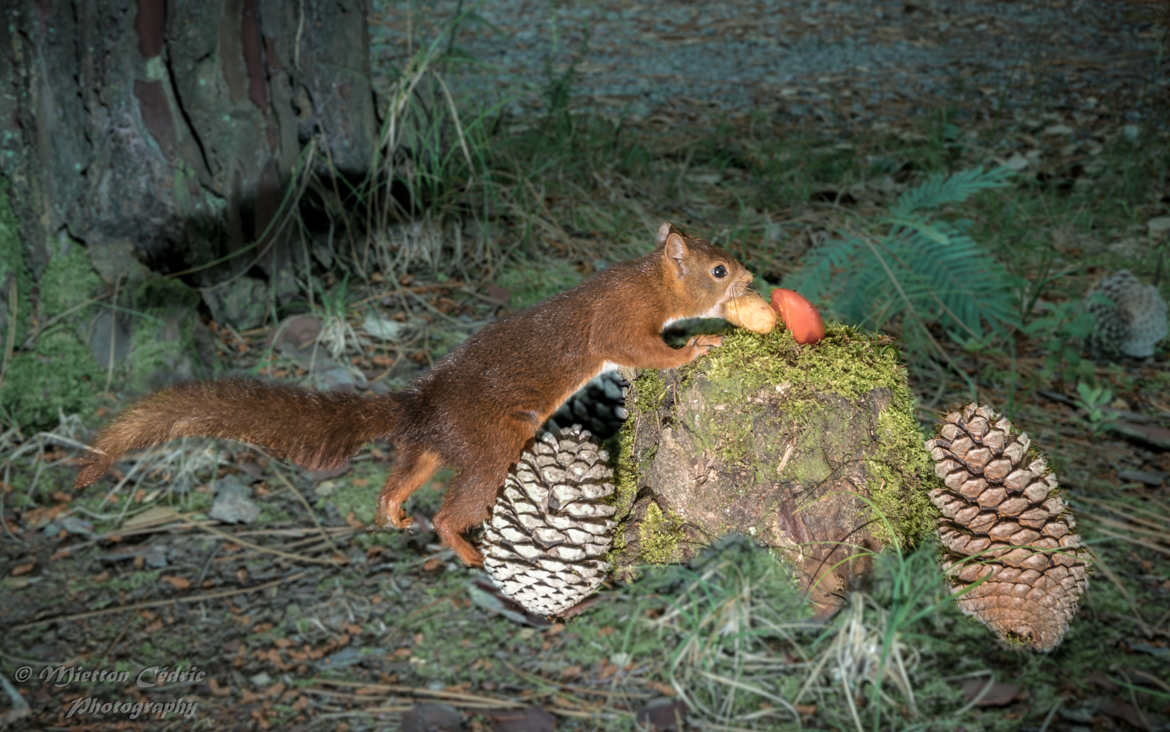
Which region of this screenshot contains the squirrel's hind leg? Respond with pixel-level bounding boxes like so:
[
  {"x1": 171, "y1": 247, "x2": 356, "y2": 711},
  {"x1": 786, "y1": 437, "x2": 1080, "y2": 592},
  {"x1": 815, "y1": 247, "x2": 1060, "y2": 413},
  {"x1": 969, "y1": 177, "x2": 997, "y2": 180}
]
[
  {"x1": 434, "y1": 419, "x2": 538, "y2": 566},
  {"x1": 432, "y1": 451, "x2": 522, "y2": 567},
  {"x1": 376, "y1": 447, "x2": 442, "y2": 530}
]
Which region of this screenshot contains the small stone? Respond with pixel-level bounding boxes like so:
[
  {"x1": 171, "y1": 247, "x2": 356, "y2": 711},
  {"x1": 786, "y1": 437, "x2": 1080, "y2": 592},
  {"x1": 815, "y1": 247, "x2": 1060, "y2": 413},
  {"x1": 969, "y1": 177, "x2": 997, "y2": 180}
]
[{"x1": 1149, "y1": 216, "x2": 1170, "y2": 239}]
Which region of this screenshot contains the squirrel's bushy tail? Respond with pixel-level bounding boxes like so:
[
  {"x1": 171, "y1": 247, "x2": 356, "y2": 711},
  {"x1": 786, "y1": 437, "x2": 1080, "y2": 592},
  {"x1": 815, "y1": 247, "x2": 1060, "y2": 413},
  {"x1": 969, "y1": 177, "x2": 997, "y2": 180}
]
[{"x1": 75, "y1": 379, "x2": 401, "y2": 487}]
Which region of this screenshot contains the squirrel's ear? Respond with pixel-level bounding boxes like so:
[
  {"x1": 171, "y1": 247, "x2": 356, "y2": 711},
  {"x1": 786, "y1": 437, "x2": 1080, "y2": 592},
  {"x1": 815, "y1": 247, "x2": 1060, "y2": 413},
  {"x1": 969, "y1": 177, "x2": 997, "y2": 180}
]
[{"x1": 663, "y1": 230, "x2": 689, "y2": 272}]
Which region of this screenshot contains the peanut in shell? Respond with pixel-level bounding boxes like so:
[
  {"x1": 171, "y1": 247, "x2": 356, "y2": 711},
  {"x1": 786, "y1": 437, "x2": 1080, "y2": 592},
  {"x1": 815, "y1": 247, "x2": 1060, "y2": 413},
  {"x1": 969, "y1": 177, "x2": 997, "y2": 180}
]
[{"x1": 723, "y1": 293, "x2": 777, "y2": 334}]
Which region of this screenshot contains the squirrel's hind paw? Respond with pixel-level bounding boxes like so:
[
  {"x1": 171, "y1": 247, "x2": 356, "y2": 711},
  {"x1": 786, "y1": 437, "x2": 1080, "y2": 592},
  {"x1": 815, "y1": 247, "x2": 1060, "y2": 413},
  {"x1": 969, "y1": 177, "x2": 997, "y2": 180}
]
[{"x1": 376, "y1": 496, "x2": 414, "y2": 530}]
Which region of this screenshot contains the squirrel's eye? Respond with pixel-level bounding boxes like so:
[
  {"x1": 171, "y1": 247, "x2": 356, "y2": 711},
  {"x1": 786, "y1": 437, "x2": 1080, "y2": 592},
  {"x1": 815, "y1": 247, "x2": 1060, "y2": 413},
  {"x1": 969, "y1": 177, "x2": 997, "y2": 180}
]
[{"x1": 712, "y1": 264, "x2": 727, "y2": 278}]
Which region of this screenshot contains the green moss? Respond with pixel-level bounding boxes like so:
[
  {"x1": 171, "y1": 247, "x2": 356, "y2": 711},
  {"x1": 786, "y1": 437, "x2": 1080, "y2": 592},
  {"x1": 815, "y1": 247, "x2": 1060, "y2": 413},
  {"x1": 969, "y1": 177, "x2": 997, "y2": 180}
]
[
  {"x1": 129, "y1": 272, "x2": 201, "y2": 310},
  {"x1": 128, "y1": 314, "x2": 207, "y2": 395},
  {"x1": 256, "y1": 500, "x2": 295, "y2": 525},
  {"x1": 39, "y1": 240, "x2": 104, "y2": 320},
  {"x1": 693, "y1": 376, "x2": 757, "y2": 463},
  {"x1": 0, "y1": 328, "x2": 103, "y2": 427},
  {"x1": 636, "y1": 501, "x2": 686, "y2": 564},
  {"x1": 630, "y1": 367, "x2": 666, "y2": 415},
  {"x1": 317, "y1": 468, "x2": 383, "y2": 525},
  {"x1": 184, "y1": 489, "x2": 213, "y2": 515},
  {"x1": 1, "y1": 233, "x2": 111, "y2": 428},
  {"x1": 701, "y1": 324, "x2": 907, "y2": 401},
  {"x1": 121, "y1": 327, "x2": 186, "y2": 395},
  {"x1": 868, "y1": 406, "x2": 938, "y2": 546},
  {"x1": 611, "y1": 368, "x2": 668, "y2": 549},
  {"x1": 611, "y1": 417, "x2": 640, "y2": 529},
  {"x1": 785, "y1": 413, "x2": 835, "y2": 485}
]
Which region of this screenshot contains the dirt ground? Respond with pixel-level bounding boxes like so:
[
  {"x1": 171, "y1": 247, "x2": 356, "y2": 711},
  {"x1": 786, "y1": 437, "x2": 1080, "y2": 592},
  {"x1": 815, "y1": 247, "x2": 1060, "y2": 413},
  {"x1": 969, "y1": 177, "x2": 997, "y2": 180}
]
[{"x1": 373, "y1": 0, "x2": 1169, "y2": 127}]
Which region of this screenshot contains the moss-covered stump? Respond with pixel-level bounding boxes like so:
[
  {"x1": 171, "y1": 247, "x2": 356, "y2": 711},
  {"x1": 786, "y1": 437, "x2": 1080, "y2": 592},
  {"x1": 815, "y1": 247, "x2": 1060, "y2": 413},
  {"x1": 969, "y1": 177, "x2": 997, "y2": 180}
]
[{"x1": 612, "y1": 325, "x2": 935, "y2": 615}]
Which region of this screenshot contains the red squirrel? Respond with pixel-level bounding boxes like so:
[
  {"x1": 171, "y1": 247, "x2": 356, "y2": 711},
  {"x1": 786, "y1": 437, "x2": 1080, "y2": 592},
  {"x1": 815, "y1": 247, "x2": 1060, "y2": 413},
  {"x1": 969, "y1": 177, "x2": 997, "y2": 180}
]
[{"x1": 75, "y1": 223, "x2": 753, "y2": 566}]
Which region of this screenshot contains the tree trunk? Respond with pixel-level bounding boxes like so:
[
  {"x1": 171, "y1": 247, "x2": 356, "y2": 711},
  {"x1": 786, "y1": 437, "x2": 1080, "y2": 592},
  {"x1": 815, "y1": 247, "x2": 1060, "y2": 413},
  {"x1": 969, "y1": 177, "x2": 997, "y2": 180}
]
[
  {"x1": 0, "y1": 0, "x2": 376, "y2": 306},
  {"x1": 0, "y1": 1, "x2": 380, "y2": 427}
]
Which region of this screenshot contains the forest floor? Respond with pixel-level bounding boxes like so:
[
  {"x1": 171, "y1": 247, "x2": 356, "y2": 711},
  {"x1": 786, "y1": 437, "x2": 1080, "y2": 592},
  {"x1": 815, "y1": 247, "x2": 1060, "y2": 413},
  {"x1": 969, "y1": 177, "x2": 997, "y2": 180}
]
[{"x1": 3, "y1": 1, "x2": 1170, "y2": 730}]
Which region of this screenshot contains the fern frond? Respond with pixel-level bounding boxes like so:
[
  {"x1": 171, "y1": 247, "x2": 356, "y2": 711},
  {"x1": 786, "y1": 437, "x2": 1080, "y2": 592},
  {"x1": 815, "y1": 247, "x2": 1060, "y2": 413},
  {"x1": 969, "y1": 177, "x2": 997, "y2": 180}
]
[
  {"x1": 890, "y1": 166, "x2": 1014, "y2": 219},
  {"x1": 890, "y1": 223, "x2": 1016, "y2": 336},
  {"x1": 783, "y1": 165, "x2": 1019, "y2": 363},
  {"x1": 784, "y1": 235, "x2": 865, "y2": 304}
]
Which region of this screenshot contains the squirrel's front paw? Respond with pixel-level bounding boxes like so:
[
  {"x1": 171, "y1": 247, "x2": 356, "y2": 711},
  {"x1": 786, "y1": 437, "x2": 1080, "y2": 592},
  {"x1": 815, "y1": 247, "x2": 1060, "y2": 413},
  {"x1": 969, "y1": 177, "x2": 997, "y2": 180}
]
[
  {"x1": 376, "y1": 495, "x2": 413, "y2": 529},
  {"x1": 687, "y1": 334, "x2": 724, "y2": 357}
]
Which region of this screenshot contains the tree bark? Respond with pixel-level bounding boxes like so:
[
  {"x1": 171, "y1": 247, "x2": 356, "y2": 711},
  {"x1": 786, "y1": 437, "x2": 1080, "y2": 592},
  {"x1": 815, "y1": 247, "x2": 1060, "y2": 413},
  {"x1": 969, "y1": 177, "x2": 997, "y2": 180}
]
[{"x1": 0, "y1": 0, "x2": 376, "y2": 299}]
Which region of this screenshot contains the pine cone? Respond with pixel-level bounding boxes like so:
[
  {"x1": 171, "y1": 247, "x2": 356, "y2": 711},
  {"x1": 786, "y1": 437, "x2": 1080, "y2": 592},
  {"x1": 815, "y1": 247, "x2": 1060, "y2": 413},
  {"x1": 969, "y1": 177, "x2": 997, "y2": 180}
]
[
  {"x1": 1086, "y1": 270, "x2": 1168, "y2": 358},
  {"x1": 482, "y1": 425, "x2": 617, "y2": 616},
  {"x1": 544, "y1": 371, "x2": 629, "y2": 440},
  {"x1": 926, "y1": 404, "x2": 1090, "y2": 651}
]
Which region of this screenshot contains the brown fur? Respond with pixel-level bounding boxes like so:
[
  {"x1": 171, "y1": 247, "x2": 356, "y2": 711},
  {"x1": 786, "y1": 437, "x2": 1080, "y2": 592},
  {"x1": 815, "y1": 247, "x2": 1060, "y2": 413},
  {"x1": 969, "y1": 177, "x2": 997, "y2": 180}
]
[{"x1": 75, "y1": 223, "x2": 753, "y2": 566}]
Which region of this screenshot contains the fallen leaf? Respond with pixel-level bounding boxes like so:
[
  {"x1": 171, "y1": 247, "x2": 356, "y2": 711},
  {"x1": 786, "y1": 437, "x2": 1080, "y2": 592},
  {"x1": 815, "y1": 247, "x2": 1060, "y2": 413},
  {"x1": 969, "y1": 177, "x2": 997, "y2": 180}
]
[
  {"x1": 559, "y1": 665, "x2": 582, "y2": 679},
  {"x1": 162, "y1": 575, "x2": 190, "y2": 590},
  {"x1": 645, "y1": 680, "x2": 675, "y2": 696}
]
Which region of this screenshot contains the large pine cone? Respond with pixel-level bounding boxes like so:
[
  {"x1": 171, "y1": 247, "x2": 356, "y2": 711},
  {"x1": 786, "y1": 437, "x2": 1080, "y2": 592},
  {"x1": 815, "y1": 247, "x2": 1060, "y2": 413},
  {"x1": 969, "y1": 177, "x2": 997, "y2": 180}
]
[
  {"x1": 926, "y1": 404, "x2": 1090, "y2": 651},
  {"x1": 482, "y1": 425, "x2": 617, "y2": 616},
  {"x1": 1086, "y1": 270, "x2": 1168, "y2": 358},
  {"x1": 544, "y1": 371, "x2": 629, "y2": 440}
]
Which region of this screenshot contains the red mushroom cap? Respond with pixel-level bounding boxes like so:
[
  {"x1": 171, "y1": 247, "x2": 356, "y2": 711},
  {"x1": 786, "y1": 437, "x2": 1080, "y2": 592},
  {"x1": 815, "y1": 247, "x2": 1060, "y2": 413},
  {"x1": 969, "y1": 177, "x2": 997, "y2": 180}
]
[{"x1": 769, "y1": 288, "x2": 826, "y2": 345}]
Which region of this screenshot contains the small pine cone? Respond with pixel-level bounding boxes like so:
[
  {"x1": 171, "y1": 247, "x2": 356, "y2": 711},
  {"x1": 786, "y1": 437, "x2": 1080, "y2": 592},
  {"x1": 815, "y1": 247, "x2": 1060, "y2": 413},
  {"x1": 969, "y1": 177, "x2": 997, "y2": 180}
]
[
  {"x1": 1086, "y1": 270, "x2": 1168, "y2": 358},
  {"x1": 926, "y1": 403, "x2": 1090, "y2": 651},
  {"x1": 545, "y1": 371, "x2": 630, "y2": 440},
  {"x1": 483, "y1": 425, "x2": 617, "y2": 616}
]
